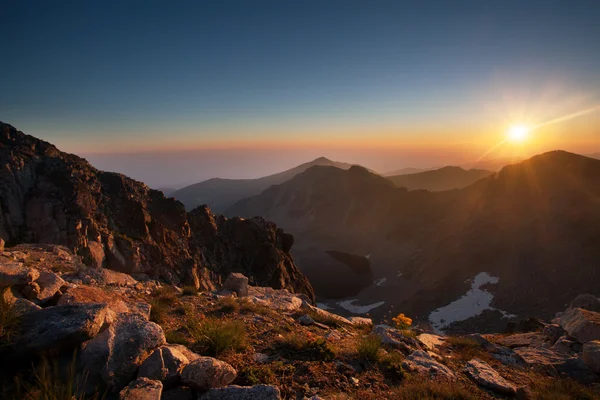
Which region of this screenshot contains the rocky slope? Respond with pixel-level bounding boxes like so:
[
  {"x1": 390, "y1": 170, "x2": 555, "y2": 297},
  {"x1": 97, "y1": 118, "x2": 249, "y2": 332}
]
[
  {"x1": 172, "y1": 157, "x2": 362, "y2": 213},
  {"x1": 0, "y1": 122, "x2": 314, "y2": 302},
  {"x1": 1, "y1": 245, "x2": 599, "y2": 399},
  {"x1": 228, "y1": 151, "x2": 600, "y2": 329}
]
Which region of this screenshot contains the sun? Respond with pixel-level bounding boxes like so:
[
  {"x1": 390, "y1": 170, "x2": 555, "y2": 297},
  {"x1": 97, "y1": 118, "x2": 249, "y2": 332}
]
[{"x1": 507, "y1": 125, "x2": 530, "y2": 143}]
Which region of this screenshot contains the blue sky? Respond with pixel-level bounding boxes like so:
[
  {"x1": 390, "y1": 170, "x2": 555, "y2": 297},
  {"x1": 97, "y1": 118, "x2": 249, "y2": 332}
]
[{"x1": 1, "y1": 1, "x2": 599, "y2": 186}]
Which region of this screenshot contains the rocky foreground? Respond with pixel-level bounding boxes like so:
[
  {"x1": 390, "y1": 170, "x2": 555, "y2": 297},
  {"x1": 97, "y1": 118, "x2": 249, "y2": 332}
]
[{"x1": 1, "y1": 244, "x2": 600, "y2": 399}]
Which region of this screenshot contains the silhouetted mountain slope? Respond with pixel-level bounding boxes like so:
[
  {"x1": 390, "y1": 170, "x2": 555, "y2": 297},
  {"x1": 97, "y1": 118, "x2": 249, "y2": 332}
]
[
  {"x1": 228, "y1": 151, "x2": 600, "y2": 327},
  {"x1": 387, "y1": 166, "x2": 492, "y2": 191},
  {"x1": 0, "y1": 122, "x2": 314, "y2": 301},
  {"x1": 172, "y1": 157, "x2": 360, "y2": 213},
  {"x1": 383, "y1": 167, "x2": 432, "y2": 176}
]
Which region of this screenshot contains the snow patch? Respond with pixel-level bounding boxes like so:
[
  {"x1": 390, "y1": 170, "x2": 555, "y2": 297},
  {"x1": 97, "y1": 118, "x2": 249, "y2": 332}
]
[
  {"x1": 428, "y1": 272, "x2": 516, "y2": 333},
  {"x1": 374, "y1": 277, "x2": 387, "y2": 287},
  {"x1": 338, "y1": 299, "x2": 385, "y2": 314},
  {"x1": 317, "y1": 302, "x2": 332, "y2": 310}
]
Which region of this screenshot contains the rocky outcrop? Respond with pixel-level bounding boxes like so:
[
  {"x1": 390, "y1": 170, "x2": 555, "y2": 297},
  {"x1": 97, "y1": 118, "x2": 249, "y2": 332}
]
[
  {"x1": 180, "y1": 357, "x2": 237, "y2": 391},
  {"x1": 119, "y1": 377, "x2": 163, "y2": 400},
  {"x1": 560, "y1": 308, "x2": 600, "y2": 344},
  {"x1": 464, "y1": 358, "x2": 516, "y2": 395},
  {"x1": 583, "y1": 341, "x2": 600, "y2": 374},
  {"x1": 138, "y1": 345, "x2": 189, "y2": 387},
  {"x1": 401, "y1": 350, "x2": 455, "y2": 381},
  {"x1": 0, "y1": 122, "x2": 314, "y2": 301}
]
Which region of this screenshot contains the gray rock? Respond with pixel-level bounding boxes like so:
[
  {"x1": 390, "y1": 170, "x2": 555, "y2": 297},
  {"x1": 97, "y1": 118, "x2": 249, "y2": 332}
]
[
  {"x1": 465, "y1": 334, "x2": 523, "y2": 366},
  {"x1": 16, "y1": 303, "x2": 112, "y2": 354},
  {"x1": 543, "y1": 324, "x2": 566, "y2": 345},
  {"x1": 31, "y1": 270, "x2": 66, "y2": 304},
  {"x1": 0, "y1": 261, "x2": 39, "y2": 285},
  {"x1": 583, "y1": 341, "x2": 600, "y2": 374},
  {"x1": 252, "y1": 353, "x2": 270, "y2": 364},
  {"x1": 496, "y1": 332, "x2": 546, "y2": 349},
  {"x1": 119, "y1": 377, "x2": 162, "y2": 400},
  {"x1": 298, "y1": 314, "x2": 315, "y2": 326},
  {"x1": 138, "y1": 346, "x2": 189, "y2": 387},
  {"x1": 200, "y1": 385, "x2": 281, "y2": 400},
  {"x1": 570, "y1": 294, "x2": 600, "y2": 312},
  {"x1": 417, "y1": 333, "x2": 445, "y2": 351},
  {"x1": 223, "y1": 273, "x2": 249, "y2": 297},
  {"x1": 81, "y1": 313, "x2": 166, "y2": 392},
  {"x1": 464, "y1": 358, "x2": 517, "y2": 395},
  {"x1": 551, "y1": 336, "x2": 579, "y2": 355},
  {"x1": 560, "y1": 308, "x2": 600, "y2": 344},
  {"x1": 401, "y1": 350, "x2": 455, "y2": 381},
  {"x1": 246, "y1": 287, "x2": 302, "y2": 311},
  {"x1": 79, "y1": 266, "x2": 138, "y2": 286},
  {"x1": 514, "y1": 346, "x2": 598, "y2": 383},
  {"x1": 13, "y1": 297, "x2": 42, "y2": 314},
  {"x1": 180, "y1": 357, "x2": 237, "y2": 391},
  {"x1": 166, "y1": 344, "x2": 201, "y2": 362},
  {"x1": 373, "y1": 324, "x2": 421, "y2": 354}
]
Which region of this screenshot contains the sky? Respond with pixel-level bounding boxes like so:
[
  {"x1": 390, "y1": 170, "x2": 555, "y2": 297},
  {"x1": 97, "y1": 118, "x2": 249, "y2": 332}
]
[{"x1": 1, "y1": 1, "x2": 600, "y2": 187}]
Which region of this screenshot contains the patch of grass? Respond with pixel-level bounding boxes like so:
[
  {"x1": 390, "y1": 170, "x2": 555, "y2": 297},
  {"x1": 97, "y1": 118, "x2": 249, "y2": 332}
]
[
  {"x1": 0, "y1": 297, "x2": 21, "y2": 347},
  {"x1": 149, "y1": 299, "x2": 168, "y2": 324},
  {"x1": 380, "y1": 351, "x2": 405, "y2": 380},
  {"x1": 446, "y1": 336, "x2": 488, "y2": 361},
  {"x1": 274, "y1": 332, "x2": 335, "y2": 361},
  {"x1": 187, "y1": 316, "x2": 246, "y2": 356},
  {"x1": 529, "y1": 378, "x2": 597, "y2": 400},
  {"x1": 237, "y1": 365, "x2": 277, "y2": 386},
  {"x1": 400, "y1": 329, "x2": 417, "y2": 339},
  {"x1": 357, "y1": 334, "x2": 382, "y2": 362},
  {"x1": 181, "y1": 285, "x2": 198, "y2": 296},
  {"x1": 153, "y1": 286, "x2": 178, "y2": 304},
  {"x1": 217, "y1": 296, "x2": 240, "y2": 314},
  {"x1": 239, "y1": 299, "x2": 272, "y2": 316},
  {"x1": 165, "y1": 330, "x2": 190, "y2": 346},
  {"x1": 391, "y1": 378, "x2": 477, "y2": 399}
]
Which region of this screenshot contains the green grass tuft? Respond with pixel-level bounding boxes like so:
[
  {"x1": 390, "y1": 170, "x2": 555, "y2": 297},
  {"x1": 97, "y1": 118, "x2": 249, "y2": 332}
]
[
  {"x1": 187, "y1": 316, "x2": 246, "y2": 356},
  {"x1": 357, "y1": 334, "x2": 382, "y2": 362},
  {"x1": 0, "y1": 297, "x2": 21, "y2": 347}
]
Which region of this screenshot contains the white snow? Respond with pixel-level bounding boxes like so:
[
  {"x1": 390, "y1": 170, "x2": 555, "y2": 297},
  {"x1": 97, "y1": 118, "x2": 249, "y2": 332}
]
[
  {"x1": 428, "y1": 272, "x2": 516, "y2": 333},
  {"x1": 338, "y1": 299, "x2": 385, "y2": 314},
  {"x1": 374, "y1": 277, "x2": 387, "y2": 287},
  {"x1": 317, "y1": 302, "x2": 332, "y2": 310}
]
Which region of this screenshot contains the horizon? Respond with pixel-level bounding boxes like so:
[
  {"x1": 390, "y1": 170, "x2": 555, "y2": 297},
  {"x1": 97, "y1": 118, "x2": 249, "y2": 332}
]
[{"x1": 2, "y1": 1, "x2": 600, "y2": 187}]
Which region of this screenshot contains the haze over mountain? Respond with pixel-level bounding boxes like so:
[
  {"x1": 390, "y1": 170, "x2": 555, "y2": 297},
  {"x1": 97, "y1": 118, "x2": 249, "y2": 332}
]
[
  {"x1": 172, "y1": 157, "x2": 361, "y2": 213},
  {"x1": 229, "y1": 151, "x2": 600, "y2": 331},
  {"x1": 387, "y1": 166, "x2": 492, "y2": 192}
]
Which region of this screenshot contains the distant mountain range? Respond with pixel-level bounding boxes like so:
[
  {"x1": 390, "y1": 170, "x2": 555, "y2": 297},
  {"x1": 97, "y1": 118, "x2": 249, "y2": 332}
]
[
  {"x1": 228, "y1": 151, "x2": 600, "y2": 331},
  {"x1": 171, "y1": 157, "x2": 360, "y2": 213},
  {"x1": 387, "y1": 166, "x2": 492, "y2": 191}
]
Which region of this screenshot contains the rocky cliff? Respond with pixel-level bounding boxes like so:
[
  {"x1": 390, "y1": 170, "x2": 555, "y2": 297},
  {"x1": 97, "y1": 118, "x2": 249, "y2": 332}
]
[{"x1": 0, "y1": 122, "x2": 314, "y2": 302}]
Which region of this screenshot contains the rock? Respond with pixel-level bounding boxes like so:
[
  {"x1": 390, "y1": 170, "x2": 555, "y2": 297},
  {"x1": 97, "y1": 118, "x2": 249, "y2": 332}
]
[
  {"x1": 223, "y1": 273, "x2": 249, "y2": 297},
  {"x1": 417, "y1": 333, "x2": 445, "y2": 351},
  {"x1": 504, "y1": 317, "x2": 545, "y2": 334},
  {"x1": 161, "y1": 386, "x2": 195, "y2": 400},
  {"x1": 583, "y1": 341, "x2": 600, "y2": 374},
  {"x1": 401, "y1": 350, "x2": 455, "y2": 381},
  {"x1": 348, "y1": 317, "x2": 372, "y2": 327},
  {"x1": 301, "y1": 302, "x2": 352, "y2": 325},
  {"x1": 555, "y1": 357, "x2": 600, "y2": 385},
  {"x1": 119, "y1": 377, "x2": 162, "y2": 400},
  {"x1": 298, "y1": 314, "x2": 315, "y2": 325},
  {"x1": 80, "y1": 266, "x2": 138, "y2": 286},
  {"x1": 464, "y1": 358, "x2": 517, "y2": 395},
  {"x1": 199, "y1": 385, "x2": 281, "y2": 400},
  {"x1": 166, "y1": 344, "x2": 201, "y2": 362},
  {"x1": 0, "y1": 261, "x2": 39, "y2": 285},
  {"x1": 246, "y1": 287, "x2": 303, "y2": 312},
  {"x1": 21, "y1": 282, "x2": 41, "y2": 300},
  {"x1": 0, "y1": 238, "x2": 4, "y2": 251},
  {"x1": 80, "y1": 241, "x2": 106, "y2": 269},
  {"x1": 13, "y1": 297, "x2": 42, "y2": 314},
  {"x1": 543, "y1": 324, "x2": 566, "y2": 345},
  {"x1": 373, "y1": 324, "x2": 421, "y2": 354},
  {"x1": 551, "y1": 336, "x2": 579, "y2": 355},
  {"x1": 138, "y1": 346, "x2": 189, "y2": 387},
  {"x1": 571, "y1": 294, "x2": 600, "y2": 312},
  {"x1": 81, "y1": 313, "x2": 166, "y2": 392},
  {"x1": 324, "y1": 330, "x2": 343, "y2": 342},
  {"x1": 30, "y1": 270, "x2": 66, "y2": 304},
  {"x1": 496, "y1": 332, "x2": 546, "y2": 349},
  {"x1": 560, "y1": 308, "x2": 600, "y2": 343},
  {"x1": 58, "y1": 285, "x2": 151, "y2": 319},
  {"x1": 252, "y1": 353, "x2": 270, "y2": 364},
  {"x1": 15, "y1": 304, "x2": 112, "y2": 355},
  {"x1": 513, "y1": 346, "x2": 598, "y2": 383},
  {"x1": 181, "y1": 357, "x2": 236, "y2": 391}
]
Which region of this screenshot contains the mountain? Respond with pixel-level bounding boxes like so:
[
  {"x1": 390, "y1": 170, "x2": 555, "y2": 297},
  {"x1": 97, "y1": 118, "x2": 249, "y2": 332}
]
[
  {"x1": 156, "y1": 187, "x2": 177, "y2": 196},
  {"x1": 383, "y1": 167, "x2": 433, "y2": 176},
  {"x1": 0, "y1": 122, "x2": 314, "y2": 301},
  {"x1": 228, "y1": 151, "x2": 600, "y2": 330},
  {"x1": 172, "y1": 157, "x2": 360, "y2": 213},
  {"x1": 387, "y1": 166, "x2": 492, "y2": 191}
]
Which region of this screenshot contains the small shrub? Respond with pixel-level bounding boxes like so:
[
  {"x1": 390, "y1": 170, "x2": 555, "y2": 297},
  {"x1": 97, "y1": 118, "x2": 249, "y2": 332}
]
[
  {"x1": 446, "y1": 336, "x2": 487, "y2": 361},
  {"x1": 217, "y1": 296, "x2": 240, "y2": 314},
  {"x1": 165, "y1": 330, "x2": 190, "y2": 346},
  {"x1": 188, "y1": 316, "x2": 246, "y2": 356},
  {"x1": 392, "y1": 378, "x2": 477, "y2": 399},
  {"x1": 274, "y1": 332, "x2": 335, "y2": 361},
  {"x1": 0, "y1": 297, "x2": 20, "y2": 346},
  {"x1": 380, "y1": 351, "x2": 405, "y2": 380},
  {"x1": 357, "y1": 334, "x2": 382, "y2": 362},
  {"x1": 237, "y1": 365, "x2": 276, "y2": 386},
  {"x1": 239, "y1": 299, "x2": 272, "y2": 316},
  {"x1": 153, "y1": 286, "x2": 178, "y2": 304},
  {"x1": 392, "y1": 313, "x2": 412, "y2": 330},
  {"x1": 149, "y1": 299, "x2": 167, "y2": 324},
  {"x1": 181, "y1": 285, "x2": 198, "y2": 296}
]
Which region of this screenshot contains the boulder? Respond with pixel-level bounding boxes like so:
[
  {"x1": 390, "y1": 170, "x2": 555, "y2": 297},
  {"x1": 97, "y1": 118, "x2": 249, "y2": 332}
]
[
  {"x1": 551, "y1": 336, "x2": 579, "y2": 355},
  {"x1": 542, "y1": 324, "x2": 566, "y2": 345},
  {"x1": 417, "y1": 333, "x2": 445, "y2": 351},
  {"x1": 570, "y1": 294, "x2": 600, "y2": 312},
  {"x1": 79, "y1": 266, "x2": 138, "y2": 286},
  {"x1": 401, "y1": 350, "x2": 455, "y2": 381},
  {"x1": 223, "y1": 273, "x2": 249, "y2": 297},
  {"x1": 58, "y1": 285, "x2": 150, "y2": 319},
  {"x1": 16, "y1": 303, "x2": 112, "y2": 354},
  {"x1": 0, "y1": 261, "x2": 39, "y2": 286},
  {"x1": 166, "y1": 344, "x2": 201, "y2": 362},
  {"x1": 373, "y1": 324, "x2": 421, "y2": 354},
  {"x1": 13, "y1": 297, "x2": 42, "y2": 314},
  {"x1": 298, "y1": 314, "x2": 315, "y2": 326},
  {"x1": 560, "y1": 308, "x2": 600, "y2": 343},
  {"x1": 81, "y1": 313, "x2": 166, "y2": 392},
  {"x1": 496, "y1": 332, "x2": 546, "y2": 349},
  {"x1": 200, "y1": 385, "x2": 281, "y2": 400},
  {"x1": 348, "y1": 317, "x2": 373, "y2": 327},
  {"x1": 246, "y1": 287, "x2": 302, "y2": 312},
  {"x1": 583, "y1": 341, "x2": 600, "y2": 374},
  {"x1": 119, "y1": 377, "x2": 162, "y2": 400},
  {"x1": 464, "y1": 358, "x2": 517, "y2": 395},
  {"x1": 29, "y1": 270, "x2": 66, "y2": 304},
  {"x1": 180, "y1": 357, "x2": 237, "y2": 391},
  {"x1": 80, "y1": 241, "x2": 106, "y2": 269},
  {"x1": 514, "y1": 346, "x2": 598, "y2": 383},
  {"x1": 138, "y1": 345, "x2": 189, "y2": 387}
]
